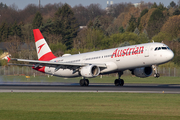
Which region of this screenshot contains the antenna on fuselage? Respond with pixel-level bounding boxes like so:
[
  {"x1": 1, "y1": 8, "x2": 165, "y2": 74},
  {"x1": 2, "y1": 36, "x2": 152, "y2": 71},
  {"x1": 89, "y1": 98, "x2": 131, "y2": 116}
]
[{"x1": 152, "y1": 40, "x2": 154, "y2": 43}]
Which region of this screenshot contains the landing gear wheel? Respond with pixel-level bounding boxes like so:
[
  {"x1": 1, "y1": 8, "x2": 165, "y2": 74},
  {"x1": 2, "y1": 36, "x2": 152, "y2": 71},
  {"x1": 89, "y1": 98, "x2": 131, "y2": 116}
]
[
  {"x1": 80, "y1": 79, "x2": 89, "y2": 86},
  {"x1": 114, "y1": 79, "x2": 124, "y2": 86},
  {"x1": 84, "y1": 79, "x2": 89, "y2": 86},
  {"x1": 80, "y1": 79, "x2": 85, "y2": 86},
  {"x1": 152, "y1": 65, "x2": 160, "y2": 78},
  {"x1": 154, "y1": 73, "x2": 160, "y2": 78},
  {"x1": 120, "y1": 79, "x2": 124, "y2": 86},
  {"x1": 114, "y1": 79, "x2": 120, "y2": 86}
]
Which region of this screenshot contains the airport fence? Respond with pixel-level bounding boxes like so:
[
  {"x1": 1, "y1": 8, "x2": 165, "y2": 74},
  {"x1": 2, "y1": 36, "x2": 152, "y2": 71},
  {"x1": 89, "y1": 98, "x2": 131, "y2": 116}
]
[
  {"x1": 0, "y1": 66, "x2": 45, "y2": 77},
  {"x1": 0, "y1": 66, "x2": 180, "y2": 77}
]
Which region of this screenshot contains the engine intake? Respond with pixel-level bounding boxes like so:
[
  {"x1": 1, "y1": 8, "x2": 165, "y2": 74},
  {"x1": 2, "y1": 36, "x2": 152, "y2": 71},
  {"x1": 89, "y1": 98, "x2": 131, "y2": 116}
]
[
  {"x1": 133, "y1": 67, "x2": 152, "y2": 78},
  {"x1": 80, "y1": 65, "x2": 100, "y2": 78}
]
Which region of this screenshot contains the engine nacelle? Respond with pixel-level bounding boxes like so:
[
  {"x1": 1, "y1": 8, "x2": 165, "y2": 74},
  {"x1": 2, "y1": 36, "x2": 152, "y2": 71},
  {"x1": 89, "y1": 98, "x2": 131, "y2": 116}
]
[
  {"x1": 133, "y1": 67, "x2": 152, "y2": 78},
  {"x1": 80, "y1": 65, "x2": 100, "y2": 78}
]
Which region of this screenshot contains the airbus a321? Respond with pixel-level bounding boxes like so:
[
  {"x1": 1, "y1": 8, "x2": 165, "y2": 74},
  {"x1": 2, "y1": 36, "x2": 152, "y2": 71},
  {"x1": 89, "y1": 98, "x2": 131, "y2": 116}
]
[{"x1": 9, "y1": 29, "x2": 174, "y2": 86}]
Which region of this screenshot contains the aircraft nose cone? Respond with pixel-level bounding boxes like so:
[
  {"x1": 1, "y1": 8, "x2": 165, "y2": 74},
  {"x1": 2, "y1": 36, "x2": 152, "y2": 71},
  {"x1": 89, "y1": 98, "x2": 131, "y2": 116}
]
[{"x1": 167, "y1": 50, "x2": 174, "y2": 60}]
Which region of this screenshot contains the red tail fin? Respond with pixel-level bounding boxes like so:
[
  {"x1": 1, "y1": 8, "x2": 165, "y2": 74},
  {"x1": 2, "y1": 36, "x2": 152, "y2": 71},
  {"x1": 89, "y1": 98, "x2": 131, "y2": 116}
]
[{"x1": 33, "y1": 29, "x2": 56, "y2": 61}]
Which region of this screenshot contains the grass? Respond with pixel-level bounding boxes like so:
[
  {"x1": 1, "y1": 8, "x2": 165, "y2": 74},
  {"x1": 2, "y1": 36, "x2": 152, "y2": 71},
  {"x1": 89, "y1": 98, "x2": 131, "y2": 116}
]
[
  {"x1": 0, "y1": 75, "x2": 180, "y2": 119},
  {"x1": 0, "y1": 93, "x2": 180, "y2": 120},
  {"x1": 0, "y1": 75, "x2": 180, "y2": 84}
]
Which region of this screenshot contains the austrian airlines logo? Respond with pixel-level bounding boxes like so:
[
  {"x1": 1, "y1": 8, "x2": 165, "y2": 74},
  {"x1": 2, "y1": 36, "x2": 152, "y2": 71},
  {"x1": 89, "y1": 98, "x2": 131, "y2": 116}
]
[
  {"x1": 111, "y1": 46, "x2": 144, "y2": 58},
  {"x1": 38, "y1": 43, "x2": 45, "y2": 53}
]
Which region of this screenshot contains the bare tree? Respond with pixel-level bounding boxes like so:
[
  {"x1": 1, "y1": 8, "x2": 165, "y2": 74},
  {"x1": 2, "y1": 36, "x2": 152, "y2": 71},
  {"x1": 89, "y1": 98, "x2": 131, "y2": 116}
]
[
  {"x1": 19, "y1": 4, "x2": 39, "y2": 24},
  {"x1": 86, "y1": 4, "x2": 106, "y2": 23},
  {"x1": 73, "y1": 4, "x2": 89, "y2": 26}
]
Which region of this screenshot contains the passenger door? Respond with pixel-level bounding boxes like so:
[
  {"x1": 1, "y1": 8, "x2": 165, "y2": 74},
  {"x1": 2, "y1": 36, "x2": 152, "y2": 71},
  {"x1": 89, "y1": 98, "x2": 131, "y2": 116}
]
[{"x1": 144, "y1": 46, "x2": 149, "y2": 57}]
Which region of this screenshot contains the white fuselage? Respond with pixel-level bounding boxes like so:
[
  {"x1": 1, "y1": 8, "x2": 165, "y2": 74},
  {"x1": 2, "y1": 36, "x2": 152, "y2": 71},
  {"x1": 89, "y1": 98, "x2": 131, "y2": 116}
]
[{"x1": 44, "y1": 42, "x2": 174, "y2": 77}]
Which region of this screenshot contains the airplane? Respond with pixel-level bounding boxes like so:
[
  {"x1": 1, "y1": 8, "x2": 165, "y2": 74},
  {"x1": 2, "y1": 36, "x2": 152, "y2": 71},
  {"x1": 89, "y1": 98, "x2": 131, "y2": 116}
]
[{"x1": 8, "y1": 29, "x2": 174, "y2": 86}]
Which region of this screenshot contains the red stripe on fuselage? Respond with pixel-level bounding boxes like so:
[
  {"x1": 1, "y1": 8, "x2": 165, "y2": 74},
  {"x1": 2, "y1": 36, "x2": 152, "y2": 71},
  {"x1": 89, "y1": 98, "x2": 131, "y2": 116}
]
[
  {"x1": 33, "y1": 29, "x2": 44, "y2": 42},
  {"x1": 39, "y1": 52, "x2": 56, "y2": 61}
]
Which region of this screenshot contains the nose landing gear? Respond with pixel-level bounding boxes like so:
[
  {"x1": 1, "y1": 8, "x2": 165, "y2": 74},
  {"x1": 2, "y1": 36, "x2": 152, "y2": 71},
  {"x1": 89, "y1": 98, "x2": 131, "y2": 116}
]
[
  {"x1": 152, "y1": 65, "x2": 160, "y2": 78},
  {"x1": 154, "y1": 73, "x2": 160, "y2": 78}
]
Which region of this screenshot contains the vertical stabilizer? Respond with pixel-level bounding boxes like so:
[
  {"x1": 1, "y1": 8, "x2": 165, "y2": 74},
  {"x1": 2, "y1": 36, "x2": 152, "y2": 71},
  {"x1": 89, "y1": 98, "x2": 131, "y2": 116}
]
[{"x1": 33, "y1": 29, "x2": 56, "y2": 61}]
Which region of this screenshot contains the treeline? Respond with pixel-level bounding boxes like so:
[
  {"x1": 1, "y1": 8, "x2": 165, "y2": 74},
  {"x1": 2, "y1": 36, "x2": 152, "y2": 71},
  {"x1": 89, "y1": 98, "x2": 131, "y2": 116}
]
[{"x1": 0, "y1": 1, "x2": 180, "y2": 66}]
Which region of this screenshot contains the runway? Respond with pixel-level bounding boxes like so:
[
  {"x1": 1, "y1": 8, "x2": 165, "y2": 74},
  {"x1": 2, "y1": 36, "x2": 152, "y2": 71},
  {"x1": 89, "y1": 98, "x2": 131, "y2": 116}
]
[{"x1": 0, "y1": 82, "x2": 180, "y2": 93}]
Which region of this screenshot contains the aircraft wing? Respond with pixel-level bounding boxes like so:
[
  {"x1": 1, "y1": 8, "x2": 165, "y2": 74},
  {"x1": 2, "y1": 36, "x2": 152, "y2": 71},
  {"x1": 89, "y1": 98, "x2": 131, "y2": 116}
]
[{"x1": 9, "y1": 58, "x2": 107, "y2": 68}]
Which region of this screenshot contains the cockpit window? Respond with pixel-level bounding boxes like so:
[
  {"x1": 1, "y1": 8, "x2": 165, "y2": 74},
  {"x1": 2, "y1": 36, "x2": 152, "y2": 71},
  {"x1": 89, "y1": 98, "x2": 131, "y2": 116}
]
[
  {"x1": 158, "y1": 47, "x2": 161, "y2": 50},
  {"x1": 154, "y1": 47, "x2": 170, "y2": 51},
  {"x1": 162, "y1": 47, "x2": 167, "y2": 50}
]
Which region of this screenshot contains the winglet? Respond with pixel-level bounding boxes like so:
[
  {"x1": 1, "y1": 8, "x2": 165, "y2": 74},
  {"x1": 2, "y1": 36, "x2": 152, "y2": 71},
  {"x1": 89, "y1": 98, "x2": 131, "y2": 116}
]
[{"x1": 7, "y1": 57, "x2": 11, "y2": 62}]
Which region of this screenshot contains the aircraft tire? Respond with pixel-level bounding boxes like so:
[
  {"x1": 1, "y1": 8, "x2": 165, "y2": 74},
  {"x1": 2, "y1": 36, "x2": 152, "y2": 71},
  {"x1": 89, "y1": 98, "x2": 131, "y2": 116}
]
[
  {"x1": 154, "y1": 73, "x2": 160, "y2": 78},
  {"x1": 114, "y1": 79, "x2": 120, "y2": 86},
  {"x1": 120, "y1": 79, "x2": 124, "y2": 86},
  {"x1": 156, "y1": 73, "x2": 160, "y2": 78},
  {"x1": 80, "y1": 79, "x2": 85, "y2": 86},
  {"x1": 84, "y1": 79, "x2": 89, "y2": 86}
]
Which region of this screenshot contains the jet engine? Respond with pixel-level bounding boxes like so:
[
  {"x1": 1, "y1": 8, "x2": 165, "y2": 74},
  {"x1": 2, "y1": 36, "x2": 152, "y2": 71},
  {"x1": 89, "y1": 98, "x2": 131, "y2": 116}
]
[
  {"x1": 132, "y1": 67, "x2": 152, "y2": 78},
  {"x1": 80, "y1": 65, "x2": 100, "y2": 78}
]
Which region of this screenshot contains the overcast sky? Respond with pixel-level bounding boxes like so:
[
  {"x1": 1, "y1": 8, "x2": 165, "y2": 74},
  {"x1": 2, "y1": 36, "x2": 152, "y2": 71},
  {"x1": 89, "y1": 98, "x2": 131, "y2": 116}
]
[{"x1": 0, "y1": 0, "x2": 177, "y2": 10}]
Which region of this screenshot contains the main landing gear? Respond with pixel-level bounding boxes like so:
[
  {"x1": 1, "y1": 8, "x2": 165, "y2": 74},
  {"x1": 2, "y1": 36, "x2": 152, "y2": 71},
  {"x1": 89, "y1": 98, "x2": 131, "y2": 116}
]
[
  {"x1": 152, "y1": 65, "x2": 160, "y2": 78},
  {"x1": 114, "y1": 71, "x2": 124, "y2": 86},
  {"x1": 79, "y1": 72, "x2": 125, "y2": 87},
  {"x1": 79, "y1": 78, "x2": 89, "y2": 86}
]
